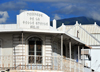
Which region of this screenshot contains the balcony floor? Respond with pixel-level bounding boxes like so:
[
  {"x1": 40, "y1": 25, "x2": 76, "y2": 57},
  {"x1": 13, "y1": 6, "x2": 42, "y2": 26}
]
[{"x1": 10, "y1": 70, "x2": 63, "y2": 72}]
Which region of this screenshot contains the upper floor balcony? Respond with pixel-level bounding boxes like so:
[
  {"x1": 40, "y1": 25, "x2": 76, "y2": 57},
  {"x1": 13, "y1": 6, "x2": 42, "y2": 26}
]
[{"x1": 0, "y1": 55, "x2": 84, "y2": 72}]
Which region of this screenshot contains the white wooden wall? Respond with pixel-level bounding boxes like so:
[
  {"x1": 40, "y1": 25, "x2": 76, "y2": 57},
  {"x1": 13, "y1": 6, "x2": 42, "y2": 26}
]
[
  {"x1": 13, "y1": 34, "x2": 25, "y2": 66},
  {"x1": 45, "y1": 37, "x2": 52, "y2": 66}
]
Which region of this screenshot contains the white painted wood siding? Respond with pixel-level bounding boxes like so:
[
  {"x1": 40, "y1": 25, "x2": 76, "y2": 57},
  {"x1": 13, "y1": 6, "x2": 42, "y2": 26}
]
[
  {"x1": 13, "y1": 34, "x2": 25, "y2": 66},
  {"x1": 45, "y1": 37, "x2": 52, "y2": 65}
]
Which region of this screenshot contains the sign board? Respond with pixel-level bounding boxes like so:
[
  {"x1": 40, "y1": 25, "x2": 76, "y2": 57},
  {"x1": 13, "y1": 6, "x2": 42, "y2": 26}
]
[
  {"x1": 17, "y1": 11, "x2": 50, "y2": 30},
  {"x1": 81, "y1": 49, "x2": 90, "y2": 55}
]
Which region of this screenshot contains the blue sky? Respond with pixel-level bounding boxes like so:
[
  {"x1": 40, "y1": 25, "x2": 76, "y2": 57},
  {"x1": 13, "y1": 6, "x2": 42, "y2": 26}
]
[{"x1": 0, "y1": 0, "x2": 100, "y2": 24}]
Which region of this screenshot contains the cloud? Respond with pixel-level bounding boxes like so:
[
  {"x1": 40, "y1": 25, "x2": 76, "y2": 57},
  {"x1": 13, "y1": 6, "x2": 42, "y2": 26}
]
[
  {"x1": 0, "y1": 11, "x2": 9, "y2": 23},
  {"x1": 0, "y1": 1, "x2": 27, "y2": 11},
  {"x1": 20, "y1": 9, "x2": 27, "y2": 13},
  {"x1": 87, "y1": 11, "x2": 100, "y2": 21},
  {"x1": 52, "y1": 2, "x2": 100, "y2": 20},
  {"x1": 1, "y1": 0, "x2": 100, "y2": 21},
  {"x1": 21, "y1": 0, "x2": 67, "y2": 2},
  {"x1": 54, "y1": 14, "x2": 61, "y2": 20},
  {"x1": 22, "y1": 0, "x2": 100, "y2": 20},
  {"x1": 54, "y1": 4, "x2": 87, "y2": 15},
  {"x1": 22, "y1": 0, "x2": 100, "y2": 4}
]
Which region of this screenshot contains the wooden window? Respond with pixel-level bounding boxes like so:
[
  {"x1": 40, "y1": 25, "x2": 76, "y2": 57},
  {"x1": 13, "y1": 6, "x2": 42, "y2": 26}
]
[{"x1": 28, "y1": 37, "x2": 42, "y2": 64}]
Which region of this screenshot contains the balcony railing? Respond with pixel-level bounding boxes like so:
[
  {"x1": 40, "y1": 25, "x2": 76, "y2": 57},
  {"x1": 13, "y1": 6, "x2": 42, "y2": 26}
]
[
  {"x1": 0, "y1": 55, "x2": 84, "y2": 72},
  {"x1": 63, "y1": 57, "x2": 84, "y2": 72}
]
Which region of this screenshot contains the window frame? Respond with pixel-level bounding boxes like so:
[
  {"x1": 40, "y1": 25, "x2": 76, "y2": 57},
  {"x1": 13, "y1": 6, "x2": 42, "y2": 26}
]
[{"x1": 28, "y1": 37, "x2": 42, "y2": 64}]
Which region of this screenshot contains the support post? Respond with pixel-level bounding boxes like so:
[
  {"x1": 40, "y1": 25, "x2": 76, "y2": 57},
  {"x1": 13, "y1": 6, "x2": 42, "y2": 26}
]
[
  {"x1": 90, "y1": 49, "x2": 91, "y2": 71},
  {"x1": 82, "y1": 47, "x2": 84, "y2": 72},
  {"x1": 22, "y1": 32, "x2": 23, "y2": 67},
  {"x1": 69, "y1": 41, "x2": 71, "y2": 72},
  {"x1": 61, "y1": 34, "x2": 63, "y2": 70},
  {"x1": 78, "y1": 45, "x2": 80, "y2": 72}
]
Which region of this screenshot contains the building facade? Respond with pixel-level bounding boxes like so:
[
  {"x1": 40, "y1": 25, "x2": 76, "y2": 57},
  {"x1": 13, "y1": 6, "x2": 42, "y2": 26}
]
[
  {"x1": 0, "y1": 11, "x2": 91, "y2": 72},
  {"x1": 58, "y1": 21, "x2": 100, "y2": 72}
]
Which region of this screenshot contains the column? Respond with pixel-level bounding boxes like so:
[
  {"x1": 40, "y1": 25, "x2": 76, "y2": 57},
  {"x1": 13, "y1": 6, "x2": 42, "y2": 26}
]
[
  {"x1": 69, "y1": 41, "x2": 71, "y2": 72},
  {"x1": 78, "y1": 45, "x2": 80, "y2": 72},
  {"x1": 61, "y1": 34, "x2": 63, "y2": 70},
  {"x1": 90, "y1": 49, "x2": 91, "y2": 71},
  {"x1": 82, "y1": 47, "x2": 84, "y2": 72},
  {"x1": 22, "y1": 32, "x2": 23, "y2": 69}
]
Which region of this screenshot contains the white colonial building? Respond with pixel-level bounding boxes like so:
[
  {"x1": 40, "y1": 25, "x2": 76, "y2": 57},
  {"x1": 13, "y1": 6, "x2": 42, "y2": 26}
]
[
  {"x1": 58, "y1": 21, "x2": 100, "y2": 72},
  {"x1": 0, "y1": 10, "x2": 91, "y2": 72}
]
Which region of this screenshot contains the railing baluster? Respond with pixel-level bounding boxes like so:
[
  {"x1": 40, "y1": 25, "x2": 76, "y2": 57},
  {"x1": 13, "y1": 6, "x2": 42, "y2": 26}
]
[
  {"x1": 36, "y1": 56, "x2": 37, "y2": 70},
  {"x1": 0, "y1": 55, "x2": 85, "y2": 72},
  {"x1": 58, "y1": 56, "x2": 59, "y2": 70},
  {"x1": 20, "y1": 63, "x2": 21, "y2": 70},
  {"x1": 2, "y1": 63, "x2": 4, "y2": 70},
  {"x1": 42, "y1": 56, "x2": 43, "y2": 70}
]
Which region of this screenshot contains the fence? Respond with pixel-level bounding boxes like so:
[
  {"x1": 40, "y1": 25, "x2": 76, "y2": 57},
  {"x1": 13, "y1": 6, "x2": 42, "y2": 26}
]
[{"x1": 0, "y1": 55, "x2": 83, "y2": 72}]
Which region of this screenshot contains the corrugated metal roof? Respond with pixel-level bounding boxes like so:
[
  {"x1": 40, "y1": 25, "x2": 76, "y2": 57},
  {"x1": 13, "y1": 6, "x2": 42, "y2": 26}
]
[
  {"x1": 58, "y1": 23, "x2": 100, "y2": 34},
  {"x1": 65, "y1": 25, "x2": 73, "y2": 31},
  {"x1": 58, "y1": 25, "x2": 73, "y2": 31},
  {"x1": 67, "y1": 24, "x2": 100, "y2": 45},
  {"x1": 57, "y1": 23, "x2": 100, "y2": 45},
  {"x1": 57, "y1": 25, "x2": 63, "y2": 31},
  {"x1": 64, "y1": 32, "x2": 92, "y2": 49},
  {"x1": 81, "y1": 24, "x2": 100, "y2": 34}
]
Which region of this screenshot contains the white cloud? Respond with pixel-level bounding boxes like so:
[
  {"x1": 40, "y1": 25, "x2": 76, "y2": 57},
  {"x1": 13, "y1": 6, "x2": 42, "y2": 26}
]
[
  {"x1": 26, "y1": 0, "x2": 100, "y2": 21},
  {"x1": 0, "y1": 1, "x2": 27, "y2": 11},
  {"x1": 54, "y1": 14, "x2": 61, "y2": 20},
  {"x1": 0, "y1": 0, "x2": 100, "y2": 21},
  {"x1": 87, "y1": 11, "x2": 100, "y2": 21},
  {"x1": 23, "y1": 0, "x2": 67, "y2": 2},
  {"x1": 0, "y1": 11, "x2": 9, "y2": 23},
  {"x1": 20, "y1": 9, "x2": 27, "y2": 13}
]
